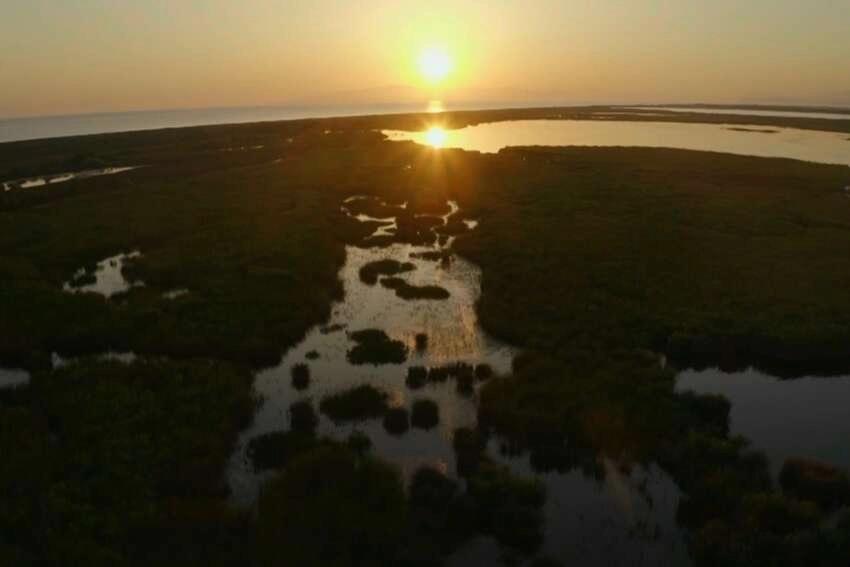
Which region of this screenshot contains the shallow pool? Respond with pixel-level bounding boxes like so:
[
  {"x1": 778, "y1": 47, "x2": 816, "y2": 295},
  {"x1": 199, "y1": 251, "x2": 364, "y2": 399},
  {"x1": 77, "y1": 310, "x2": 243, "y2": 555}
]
[{"x1": 677, "y1": 367, "x2": 850, "y2": 475}]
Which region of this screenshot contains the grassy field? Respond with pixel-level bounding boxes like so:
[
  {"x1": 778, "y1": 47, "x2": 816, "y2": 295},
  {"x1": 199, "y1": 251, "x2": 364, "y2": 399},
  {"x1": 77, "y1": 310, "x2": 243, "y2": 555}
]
[{"x1": 2, "y1": 109, "x2": 850, "y2": 565}]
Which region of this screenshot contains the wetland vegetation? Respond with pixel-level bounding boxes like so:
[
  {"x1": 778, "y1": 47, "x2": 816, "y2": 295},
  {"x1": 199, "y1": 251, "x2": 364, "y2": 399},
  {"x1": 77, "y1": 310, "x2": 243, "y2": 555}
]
[
  {"x1": 359, "y1": 259, "x2": 416, "y2": 285},
  {"x1": 2, "y1": 107, "x2": 850, "y2": 565},
  {"x1": 346, "y1": 328, "x2": 409, "y2": 364},
  {"x1": 379, "y1": 276, "x2": 451, "y2": 300}
]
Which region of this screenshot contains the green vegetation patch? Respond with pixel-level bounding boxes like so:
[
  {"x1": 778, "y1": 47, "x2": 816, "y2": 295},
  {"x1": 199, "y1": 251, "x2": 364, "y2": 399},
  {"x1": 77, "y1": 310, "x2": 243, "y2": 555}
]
[
  {"x1": 380, "y1": 277, "x2": 451, "y2": 300},
  {"x1": 780, "y1": 458, "x2": 850, "y2": 510},
  {"x1": 5, "y1": 111, "x2": 850, "y2": 566},
  {"x1": 410, "y1": 250, "x2": 452, "y2": 262},
  {"x1": 411, "y1": 399, "x2": 440, "y2": 430},
  {"x1": 290, "y1": 363, "x2": 310, "y2": 390},
  {"x1": 319, "y1": 385, "x2": 389, "y2": 423},
  {"x1": 289, "y1": 399, "x2": 320, "y2": 434},
  {"x1": 347, "y1": 328, "x2": 408, "y2": 365},
  {"x1": 383, "y1": 407, "x2": 410, "y2": 436},
  {"x1": 726, "y1": 127, "x2": 780, "y2": 134},
  {"x1": 247, "y1": 430, "x2": 327, "y2": 472},
  {"x1": 415, "y1": 332, "x2": 428, "y2": 351},
  {"x1": 256, "y1": 446, "x2": 407, "y2": 566},
  {"x1": 468, "y1": 460, "x2": 547, "y2": 554},
  {"x1": 358, "y1": 259, "x2": 416, "y2": 285},
  {"x1": 406, "y1": 366, "x2": 428, "y2": 389},
  {"x1": 0, "y1": 359, "x2": 254, "y2": 563}
]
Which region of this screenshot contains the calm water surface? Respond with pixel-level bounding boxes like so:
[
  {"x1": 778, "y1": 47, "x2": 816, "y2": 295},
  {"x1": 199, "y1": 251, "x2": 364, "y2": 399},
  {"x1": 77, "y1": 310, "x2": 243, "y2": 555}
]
[
  {"x1": 677, "y1": 368, "x2": 850, "y2": 475},
  {"x1": 630, "y1": 106, "x2": 850, "y2": 121},
  {"x1": 228, "y1": 199, "x2": 515, "y2": 503},
  {"x1": 0, "y1": 101, "x2": 532, "y2": 143},
  {"x1": 2, "y1": 166, "x2": 137, "y2": 192},
  {"x1": 0, "y1": 367, "x2": 29, "y2": 389},
  {"x1": 227, "y1": 196, "x2": 689, "y2": 565},
  {"x1": 384, "y1": 120, "x2": 850, "y2": 166},
  {"x1": 63, "y1": 251, "x2": 143, "y2": 298}
]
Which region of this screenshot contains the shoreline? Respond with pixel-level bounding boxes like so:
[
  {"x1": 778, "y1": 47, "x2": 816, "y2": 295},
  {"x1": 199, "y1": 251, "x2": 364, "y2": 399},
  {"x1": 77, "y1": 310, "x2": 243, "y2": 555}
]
[{"x1": 3, "y1": 103, "x2": 850, "y2": 147}]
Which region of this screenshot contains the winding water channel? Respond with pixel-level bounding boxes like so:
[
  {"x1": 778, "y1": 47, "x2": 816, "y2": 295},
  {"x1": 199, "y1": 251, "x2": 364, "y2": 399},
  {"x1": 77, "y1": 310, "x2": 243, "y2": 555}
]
[{"x1": 227, "y1": 196, "x2": 691, "y2": 566}]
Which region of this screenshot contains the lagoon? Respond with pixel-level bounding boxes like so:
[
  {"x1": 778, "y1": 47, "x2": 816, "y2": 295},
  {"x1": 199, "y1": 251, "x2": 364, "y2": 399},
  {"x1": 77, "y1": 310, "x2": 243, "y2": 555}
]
[{"x1": 385, "y1": 120, "x2": 850, "y2": 166}]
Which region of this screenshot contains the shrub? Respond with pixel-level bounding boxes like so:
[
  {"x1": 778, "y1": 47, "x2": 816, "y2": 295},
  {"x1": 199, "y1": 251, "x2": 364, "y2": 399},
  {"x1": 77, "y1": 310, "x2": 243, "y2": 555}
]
[
  {"x1": 406, "y1": 366, "x2": 428, "y2": 389},
  {"x1": 347, "y1": 328, "x2": 408, "y2": 365},
  {"x1": 780, "y1": 458, "x2": 850, "y2": 510},
  {"x1": 359, "y1": 259, "x2": 415, "y2": 285},
  {"x1": 383, "y1": 407, "x2": 410, "y2": 435},
  {"x1": 289, "y1": 400, "x2": 319, "y2": 434},
  {"x1": 456, "y1": 374, "x2": 474, "y2": 397},
  {"x1": 319, "y1": 385, "x2": 389, "y2": 423},
  {"x1": 410, "y1": 250, "x2": 452, "y2": 263},
  {"x1": 257, "y1": 446, "x2": 406, "y2": 565},
  {"x1": 247, "y1": 430, "x2": 319, "y2": 471},
  {"x1": 474, "y1": 363, "x2": 494, "y2": 381},
  {"x1": 408, "y1": 467, "x2": 476, "y2": 553},
  {"x1": 453, "y1": 427, "x2": 488, "y2": 477},
  {"x1": 348, "y1": 328, "x2": 389, "y2": 342},
  {"x1": 468, "y1": 460, "x2": 546, "y2": 554},
  {"x1": 377, "y1": 276, "x2": 450, "y2": 301},
  {"x1": 428, "y1": 366, "x2": 449, "y2": 383},
  {"x1": 291, "y1": 363, "x2": 310, "y2": 390},
  {"x1": 415, "y1": 333, "x2": 429, "y2": 351},
  {"x1": 347, "y1": 430, "x2": 372, "y2": 456},
  {"x1": 411, "y1": 399, "x2": 440, "y2": 430}
]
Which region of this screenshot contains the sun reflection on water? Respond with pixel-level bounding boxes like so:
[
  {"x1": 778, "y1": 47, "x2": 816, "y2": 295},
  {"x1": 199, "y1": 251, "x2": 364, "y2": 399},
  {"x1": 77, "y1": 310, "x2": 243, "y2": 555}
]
[{"x1": 424, "y1": 126, "x2": 447, "y2": 148}]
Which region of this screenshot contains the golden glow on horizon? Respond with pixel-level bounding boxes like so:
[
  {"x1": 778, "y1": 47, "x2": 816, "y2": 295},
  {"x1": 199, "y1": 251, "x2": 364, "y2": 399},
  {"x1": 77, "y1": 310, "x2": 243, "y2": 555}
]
[
  {"x1": 424, "y1": 126, "x2": 447, "y2": 148},
  {"x1": 418, "y1": 47, "x2": 453, "y2": 84},
  {"x1": 426, "y1": 100, "x2": 444, "y2": 113}
]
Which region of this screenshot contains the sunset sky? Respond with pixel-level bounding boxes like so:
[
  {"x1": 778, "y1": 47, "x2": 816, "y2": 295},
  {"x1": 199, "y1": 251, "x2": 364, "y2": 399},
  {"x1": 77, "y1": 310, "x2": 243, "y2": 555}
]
[{"x1": 2, "y1": 0, "x2": 849, "y2": 118}]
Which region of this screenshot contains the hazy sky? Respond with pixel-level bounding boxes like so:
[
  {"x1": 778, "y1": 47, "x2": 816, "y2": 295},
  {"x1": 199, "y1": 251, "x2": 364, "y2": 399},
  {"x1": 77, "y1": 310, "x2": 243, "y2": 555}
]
[{"x1": 2, "y1": 0, "x2": 849, "y2": 118}]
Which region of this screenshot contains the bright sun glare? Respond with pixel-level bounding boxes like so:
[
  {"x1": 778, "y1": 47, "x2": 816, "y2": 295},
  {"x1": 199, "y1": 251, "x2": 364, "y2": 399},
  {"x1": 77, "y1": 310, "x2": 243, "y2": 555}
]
[
  {"x1": 418, "y1": 47, "x2": 452, "y2": 83},
  {"x1": 424, "y1": 126, "x2": 447, "y2": 148}
]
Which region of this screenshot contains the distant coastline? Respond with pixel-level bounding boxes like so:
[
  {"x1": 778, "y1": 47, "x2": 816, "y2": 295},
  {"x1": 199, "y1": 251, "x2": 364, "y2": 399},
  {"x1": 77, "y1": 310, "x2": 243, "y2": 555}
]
[
  {"x1": 2, "y1": 102, "x2": 849, "y2": 145},
  {"x1": 0, "y1": 101, "x2": 559, "y2": 144}
]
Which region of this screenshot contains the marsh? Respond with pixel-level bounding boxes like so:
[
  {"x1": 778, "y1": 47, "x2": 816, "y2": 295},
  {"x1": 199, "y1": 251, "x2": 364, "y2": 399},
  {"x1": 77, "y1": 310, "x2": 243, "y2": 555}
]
[{"x1": 2, "y1": 105, "x2": 850, "y2": 566}]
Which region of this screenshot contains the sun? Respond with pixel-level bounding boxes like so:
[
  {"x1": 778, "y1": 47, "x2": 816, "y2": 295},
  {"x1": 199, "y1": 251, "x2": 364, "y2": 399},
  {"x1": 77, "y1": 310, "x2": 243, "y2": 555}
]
[
  {"x1": 424, "y1": 126, "x2": 447, "y2": 148},
  {"x1": 418, "y1": 47, "x2": 453, "y2": 84}
]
